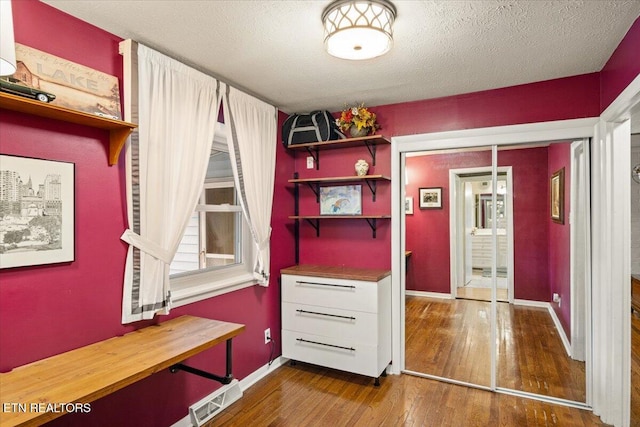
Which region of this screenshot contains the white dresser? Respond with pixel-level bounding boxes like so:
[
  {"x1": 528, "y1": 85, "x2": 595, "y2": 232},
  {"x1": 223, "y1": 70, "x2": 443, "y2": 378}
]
[{"x1": 281, "y1": 265, "x2": 391, "y2": 385}]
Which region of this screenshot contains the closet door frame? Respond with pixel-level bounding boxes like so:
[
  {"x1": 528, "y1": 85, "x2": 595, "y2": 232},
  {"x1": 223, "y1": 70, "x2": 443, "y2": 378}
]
[{"x1": 391, "y1": 118, "x2": 598, "y2": 379}]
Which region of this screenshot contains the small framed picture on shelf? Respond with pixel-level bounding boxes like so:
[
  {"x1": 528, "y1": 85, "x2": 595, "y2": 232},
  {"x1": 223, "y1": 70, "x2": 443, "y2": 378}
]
[
  {"x1": 319, "y1": 185, "x2": 362, "y2": 215},
  {"x1": 405, "y1": 196, "x2": 414, "y2": 215},
  {"x1": 419, "y1": 187, "x2": 442, "y2": 209}
]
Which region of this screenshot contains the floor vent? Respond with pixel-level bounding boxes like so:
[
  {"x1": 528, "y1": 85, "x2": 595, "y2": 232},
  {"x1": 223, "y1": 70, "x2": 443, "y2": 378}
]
[{"x1": 189, "y1": 379, "x2": 242, "y2": 427}]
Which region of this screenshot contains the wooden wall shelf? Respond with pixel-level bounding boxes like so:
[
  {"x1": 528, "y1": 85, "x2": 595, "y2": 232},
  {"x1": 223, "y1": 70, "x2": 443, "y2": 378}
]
[
  {"x1": 289, "y1": 215, "x2": 391, "y2": 238},
  {"x1": 287, "y1": 135, "x2": 390, "y2": 169},
  {"x1": 0, "y1": 92, "x2": 137, "y2": 166},
  {"x1": 289, "y1": 174, "x2": 391, "y2": 202}
]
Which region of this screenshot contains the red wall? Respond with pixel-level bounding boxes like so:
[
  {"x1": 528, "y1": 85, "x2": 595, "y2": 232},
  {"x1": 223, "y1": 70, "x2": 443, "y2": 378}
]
[
  {"x1": 294, "y1": 75, "x2": 600, "y2": 271},
  {"x1": 1, "y1": 2, "x2": 638, "y2": 426},
  {"x1": 0, "y1": 2, "x2": 295, "y2": 426},
  {"x1": 548, "y1": 142, "x2": 572, "y2": 336},
  {"x1": 600, "y1": 16, "x2": 640, "y2": 112},
  {"x1": 404, "y1": 147, "x2": 551, "y2": 301}
]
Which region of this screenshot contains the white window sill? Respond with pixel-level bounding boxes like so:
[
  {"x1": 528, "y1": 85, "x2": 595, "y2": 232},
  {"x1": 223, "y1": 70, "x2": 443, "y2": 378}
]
[{"x1": 170, "y1": 271, "x2": 256, "y2": 308}]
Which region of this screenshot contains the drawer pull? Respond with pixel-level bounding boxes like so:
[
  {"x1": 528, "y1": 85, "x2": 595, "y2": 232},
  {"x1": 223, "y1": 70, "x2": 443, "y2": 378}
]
[
  {"x1": 296, "y1": 338, "x2": 355, "y2": 351},
  {"x1": 296, "y1": 280, "x2": 356, "y2": 289},
  {"x1": 296, "y1": 309, "x2": 356, "y2": 320}
]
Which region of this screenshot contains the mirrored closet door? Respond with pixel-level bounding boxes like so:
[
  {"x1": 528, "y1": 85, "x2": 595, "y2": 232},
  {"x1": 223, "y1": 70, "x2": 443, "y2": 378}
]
[
  {"x1": 494, "y1": 142, "x2": 588, "y2": 403},
  {"x1": 403, "y1": 140, "x2": 590, "y2": 405},
  {"x1": 404, "y1": 146, "x2": 493, "y2": 388}
]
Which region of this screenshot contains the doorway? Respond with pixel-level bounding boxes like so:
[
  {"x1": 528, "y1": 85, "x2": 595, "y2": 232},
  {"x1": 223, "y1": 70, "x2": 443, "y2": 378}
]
[{"x1": 449, "y1": 168, "x2": 514, "y2": 303}]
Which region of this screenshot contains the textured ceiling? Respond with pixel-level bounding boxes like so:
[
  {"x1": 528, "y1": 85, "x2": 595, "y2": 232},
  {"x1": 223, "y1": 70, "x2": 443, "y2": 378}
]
[{"x1": 42, "y1": 0, "x2": 640, "y2": 114}]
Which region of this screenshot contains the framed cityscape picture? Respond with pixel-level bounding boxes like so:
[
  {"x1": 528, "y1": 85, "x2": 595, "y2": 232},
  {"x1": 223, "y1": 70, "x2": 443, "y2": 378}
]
[
  {"x1": 0, "y1": 155, "x2": 75, "y2": 269},
  {"x1": 419, "y1": 187, "x2": 443, "y2": 209}
]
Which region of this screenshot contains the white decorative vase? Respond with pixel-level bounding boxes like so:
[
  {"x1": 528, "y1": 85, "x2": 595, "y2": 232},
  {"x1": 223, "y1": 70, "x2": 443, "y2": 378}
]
[{"x1": 355, "y1": 159, "x2": 369, "y2": 176}]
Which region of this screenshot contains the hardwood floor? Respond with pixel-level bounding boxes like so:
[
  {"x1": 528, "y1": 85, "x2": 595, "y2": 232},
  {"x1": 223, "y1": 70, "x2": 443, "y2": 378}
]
[
  {"x1": 405, "y1": 296, "x2": 492, "y2": 386},
  {"x1": 405, "y1": 296, "x2": 586, "y2": 402},
  {"x1": 456, "y1": 286, "x2": 508, "y2": 302},
  {"x1": 208, "y1": 363, "x2": 607, "y2": 426},
  {"x1": 203, "y1": 299, "x2": 639, "y2": 426}
]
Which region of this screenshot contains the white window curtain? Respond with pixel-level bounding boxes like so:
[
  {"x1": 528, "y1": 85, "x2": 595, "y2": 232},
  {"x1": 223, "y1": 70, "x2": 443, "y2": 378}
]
[
  {"x1": 120, "y1": 43, "x2": 224, "y2": 323},
  {"x1": 223, "y1": 87, "x2": 277, "y2": 286}
]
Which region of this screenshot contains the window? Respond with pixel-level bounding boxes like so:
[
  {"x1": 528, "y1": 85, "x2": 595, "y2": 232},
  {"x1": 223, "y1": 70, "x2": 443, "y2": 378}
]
[{"x1": 169, "y1": 127, "x2": 254, "y2": 307}]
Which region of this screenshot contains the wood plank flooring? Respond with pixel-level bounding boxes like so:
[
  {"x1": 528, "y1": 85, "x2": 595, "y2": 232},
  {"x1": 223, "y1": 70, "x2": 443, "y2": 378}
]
[
  {"x1": 203, "y1": 298, "x2": 640, "y2": 426},
  {"x1": 405, "y1": 296, "x2": 586, "y2": 402},
  {"x1": 405, "y1": 296, "x2": 492, "y2": 387},
  {"x1": 208, "y1": 363, "x2": 607, "y2": 426},
  {"x1": 456, "y1": 286, "x2": 508, "y2": 302}
]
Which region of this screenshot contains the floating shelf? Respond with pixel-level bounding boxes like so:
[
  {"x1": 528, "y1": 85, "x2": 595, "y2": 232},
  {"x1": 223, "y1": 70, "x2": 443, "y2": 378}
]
[
  {"x1": 289, "y1": 215, "x2": 391, "y2": 238},
  {"x1": 287, "y1": 135, "x2": 390, "y2": 169},
  {"x1": 0, "y1": 92, "x2": 137, "y2": 166},
  {"x1": 289, "y1": 174, "x2": 391, "y2": 202}
]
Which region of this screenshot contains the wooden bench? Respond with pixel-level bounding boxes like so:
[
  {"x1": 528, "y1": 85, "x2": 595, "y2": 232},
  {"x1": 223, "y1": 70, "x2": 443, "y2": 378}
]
[{"x1": 0, "y1": 315, "x2": 245, "y2": 427}]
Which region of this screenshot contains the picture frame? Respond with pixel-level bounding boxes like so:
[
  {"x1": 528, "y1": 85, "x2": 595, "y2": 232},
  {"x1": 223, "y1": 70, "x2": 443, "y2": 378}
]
[
  {"x1": 405, "y1": 196, "x2": 414, "y2": 215},
  {"x1": 319, "y1": 185, "x2": 362, "y2": 215},
  {"x1": 419, "y1": 187, "x2": 443, "y2": 209},
  {"x1": 0, "y1": 155, "x2": 75, "y2": 269},
  {"x1": 550, "y1": 167, "x2": 564, "y2": 224}
]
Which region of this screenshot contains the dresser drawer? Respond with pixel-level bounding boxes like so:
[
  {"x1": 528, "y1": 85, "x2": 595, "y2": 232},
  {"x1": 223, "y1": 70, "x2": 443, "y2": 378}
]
[
  {"x1": 282, "y1": 302, "x2": 378, "y2": 345},
  {"x1": 282, "y1": 274, "x2": 378, "y2": 313},
  {"x1": 282, "y1": 330, "x2": 383, "y2": 378}
]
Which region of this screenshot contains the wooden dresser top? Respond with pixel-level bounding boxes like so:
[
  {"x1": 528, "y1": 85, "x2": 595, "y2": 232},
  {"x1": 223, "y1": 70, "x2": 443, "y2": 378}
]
[{"x1": 281, "y1": 264, "x2": 391, "y2": 282}]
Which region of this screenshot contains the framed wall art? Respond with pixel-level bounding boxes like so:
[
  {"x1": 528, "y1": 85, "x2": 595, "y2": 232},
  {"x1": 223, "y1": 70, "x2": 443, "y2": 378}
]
[
  {"x1": 419, "y1": 187, "x2": 442, "y2": 209},
  {"x1": 319, "y1": 185, "x2": 362, "y2": 215},
  {"x1": 550, "y1": 167, "x2": 564, "y2": 224},
  {"x1": 405, "y1": 196, "x2": 414, "y2": 215},
  {"x1": 0, "y1": 155, "x2": 75, "y2": 269}
]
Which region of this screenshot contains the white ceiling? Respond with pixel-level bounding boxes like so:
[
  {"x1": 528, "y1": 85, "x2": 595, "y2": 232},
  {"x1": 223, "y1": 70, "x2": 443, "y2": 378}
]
[{"x1": 42, "y1": 0, "x2": 640, "y2": 114}]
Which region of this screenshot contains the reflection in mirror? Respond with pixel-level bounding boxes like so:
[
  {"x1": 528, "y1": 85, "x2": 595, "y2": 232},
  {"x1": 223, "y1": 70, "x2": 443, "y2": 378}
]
[
  {"x1": 404, "y1": 146, "x2": 492, "y2": 388},
  {"x1": 630, "y1": 133, "x2": 640, "y2": 425},
  {"x1": 496, "y1": 142, "x2": 587, "y2": 403}
]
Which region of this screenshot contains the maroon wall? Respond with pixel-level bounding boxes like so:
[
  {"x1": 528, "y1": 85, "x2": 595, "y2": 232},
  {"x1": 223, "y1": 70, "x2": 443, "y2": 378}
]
[
  {"x1": 548, "y1": 142, "x2": 572, "y2": 336},
  {"x1": 294, "y1": 75, "x2": 600, "y2": 272},
  {"x1": 404, "y1": 147, "x2": 551, "y2": 302},
  {"x1": 600, "y1": 16, "x2": 640, "y2": 112},
  {"x1": 0, "y1": 2, "x2": 294, "y2": 426},
  {"x1": 1, "y1": 2, "x2": 638, "y2": 426}
]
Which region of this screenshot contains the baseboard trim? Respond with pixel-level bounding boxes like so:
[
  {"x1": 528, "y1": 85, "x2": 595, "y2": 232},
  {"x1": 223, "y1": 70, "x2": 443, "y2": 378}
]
[
  {"x1": 514, "y1": 299, "x2": 572, "y2": 358},
  {"x1": 406, "y1": 290, "x2": 453, "y2": 299},
  {"x1": 171, "y1": 356, "x2": 288, "y2": 427}
]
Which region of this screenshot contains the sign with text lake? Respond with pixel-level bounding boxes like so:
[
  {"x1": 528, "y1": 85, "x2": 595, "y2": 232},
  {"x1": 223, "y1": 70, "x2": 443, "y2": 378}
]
[{"x1": 13, "y1": 43, "x2": 122, "y2": 119}]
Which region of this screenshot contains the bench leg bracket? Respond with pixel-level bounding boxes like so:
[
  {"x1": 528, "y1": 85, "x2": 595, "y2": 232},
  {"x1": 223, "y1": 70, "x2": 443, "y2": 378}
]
[{"x1": 170, "y1": 339, "x2": 235, "y2": 385}]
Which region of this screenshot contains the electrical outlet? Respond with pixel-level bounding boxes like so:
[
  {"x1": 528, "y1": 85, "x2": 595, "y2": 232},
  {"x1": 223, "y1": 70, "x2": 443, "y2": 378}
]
[
  {"x1": 264, "y1": 328, "x2": 271, "y2": 344},
  {"x1": 306, "y1": 156, "x2": 314, "y2": 169}
]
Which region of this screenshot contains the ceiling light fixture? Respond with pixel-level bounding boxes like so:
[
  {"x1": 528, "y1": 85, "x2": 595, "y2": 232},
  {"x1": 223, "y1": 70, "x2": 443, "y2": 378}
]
[
  {"x1": 322, "y1": 0, "x2": 397, "y2": 61},
  {"x1": 0, "y1": 0, "x2": 17, "y2": 76}
]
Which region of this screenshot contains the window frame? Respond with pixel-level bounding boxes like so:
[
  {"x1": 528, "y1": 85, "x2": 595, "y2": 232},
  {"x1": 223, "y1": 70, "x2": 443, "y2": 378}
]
[{"x1": 170, "y1": 125, "x2": 256, "y2": 308}]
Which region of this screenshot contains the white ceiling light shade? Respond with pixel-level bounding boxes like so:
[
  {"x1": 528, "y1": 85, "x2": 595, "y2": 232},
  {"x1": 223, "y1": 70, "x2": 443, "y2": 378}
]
[
  {"x1": 322, "y1": 0, "x2": 397, "y2": 60},
  {"x1": 0, "y1": 0, "x2": 17, "y2": 76}
]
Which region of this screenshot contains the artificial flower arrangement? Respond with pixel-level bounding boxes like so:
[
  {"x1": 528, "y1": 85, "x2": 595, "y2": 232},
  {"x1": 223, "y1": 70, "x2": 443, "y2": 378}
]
[{"x1": 336, "y1": 103, "x2": 380, "y2": 137}]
